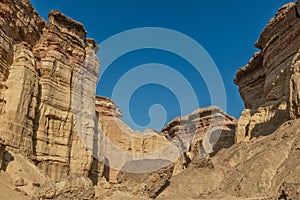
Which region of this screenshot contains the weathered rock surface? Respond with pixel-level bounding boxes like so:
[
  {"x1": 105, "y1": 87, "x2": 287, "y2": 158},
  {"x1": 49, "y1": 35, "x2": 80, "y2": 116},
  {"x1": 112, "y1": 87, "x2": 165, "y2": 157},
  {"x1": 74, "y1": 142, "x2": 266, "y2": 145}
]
[
  {"x1": 0, "y1": 0, "x2": 99, "y2": 181},
  {"x1": 116, "y1": 160, "x2": 174, "y2": 199},
  {"x1": 0, "y1": 0, "x2": 45, "y2": 47},
  {"x1": 0, "y1": 143, "x2": 5, "y2": 169},
  {"x1": 0, "y1": 28, "x2": 13, "y2": 115},
  {"x1": 32, "y1": 10, "x2": 99, "y2": 180},
  {"x1": 161, "y1": 106, "x2": 236, "y2": 174},
  {"x1": 278, "y1": 182, "x2": 300, "y2": 200},
  {"x1": 157, "y1": 119, "x2": 300, "y2": 200},
  {"x1": 234, "y1": 1, "x2": 300, "y2": 142},
  {"x1": 94, "y1": 98, "x2": 237, "y2": 198},
  {"x1": 1, "y1": 150, "x2": 49, "y2": 197},
  {"x1": 95, "y1": 97, "x2": 236, "y2": 179},
  {"x1": 157, "y1": 2, "x2": 300, "y2": 199},
  {"x1": 35, "y1": 175, "x2": 95, "y2": 200},
  {"x1": 95, "y1": 96, "x2": 175, "y2": 184},
  {"x1": 0, "y1": 0, "x2": 44, "y2": 166}
]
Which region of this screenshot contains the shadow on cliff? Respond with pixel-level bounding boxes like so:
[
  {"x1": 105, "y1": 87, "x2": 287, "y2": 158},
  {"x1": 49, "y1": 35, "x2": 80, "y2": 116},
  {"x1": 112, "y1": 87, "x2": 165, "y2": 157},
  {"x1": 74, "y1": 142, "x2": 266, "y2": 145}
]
[
  {"x1": 250, "y1": 108, "x2": 289, "y2": 140},
  {"x1": 1, "y1": 151, "x2": 14, "y2": 171},
  {"x1": 210, "y1": 129, "x2": 236, "y2": 157}
]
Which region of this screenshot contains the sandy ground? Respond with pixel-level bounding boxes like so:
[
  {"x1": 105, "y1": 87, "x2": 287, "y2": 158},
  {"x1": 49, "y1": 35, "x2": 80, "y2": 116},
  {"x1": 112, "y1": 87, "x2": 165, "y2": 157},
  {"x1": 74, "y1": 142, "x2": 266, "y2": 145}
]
[
  {"x1": 0, "y1": 151, "x2": 49, "y2": 199},
  {"x1": 0, "y1": 171, "x2": 30, "y2": 200}
]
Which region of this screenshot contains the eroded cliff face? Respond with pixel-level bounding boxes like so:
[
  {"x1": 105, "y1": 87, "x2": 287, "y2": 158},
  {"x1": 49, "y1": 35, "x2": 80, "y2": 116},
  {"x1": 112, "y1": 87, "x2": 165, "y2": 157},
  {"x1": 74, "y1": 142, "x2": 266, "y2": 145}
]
[
  {"x1": 95, "y1": 96, "x2": 174, "y2": 184},
  {"x1": 234, "y1": 1, "x2": 300, "y2": 143},
  {"x1": 161, "y1": 106, "x2": 236, "y2": 175},
  {"x1": 0, "y1": 0, "x2": 44, "y2": 161},
  {"x1": 0, "y1": 1, "x2": 236, "y2": 198},
  {"x1": 156, "y1": 3, "x2": 300, "y2": 199},
  {"x1": 0, "y1": 0, "x2": 99, "y2": 180},
  {"x1": 157, "y1": 119, "x2": 300, "y2": 200},
  {"x1": 94, "y1": 97, "x2": 237, "y2": 198},
  {"x1": 32, "y1": 10, "x2": 99, "y2": 180}
]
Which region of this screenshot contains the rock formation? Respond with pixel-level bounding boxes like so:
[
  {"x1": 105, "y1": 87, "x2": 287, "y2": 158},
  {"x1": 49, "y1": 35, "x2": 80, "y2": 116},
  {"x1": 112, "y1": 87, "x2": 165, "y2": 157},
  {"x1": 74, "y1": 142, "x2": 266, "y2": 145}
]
[
  {"x1": 157, "y1": 119, "x2": 300, "y2": 200},
  {"x1": 0, "y1": 0, "x2": 99, "y2": 181},
  {"x1": 94, "y1": 97, "x2": 236, "y2": 199},
  {"x1": 95, "y1": 96, "x2": 178, "y2": 184},
  {"x1": 234, "y1": 1, "x2": 300, "y2": 142},
  {"x1": 0, "y1": 143, "x2": 4, "y2": 169},
  {"x1": 95, "y1": 97, "x2": 235, "y2": 184},
  {"x1": 161, "y1": 106, "x2": 236, "y2": 174},
  {"x1": 279, "y1": 182, "x2": 300, "y2": 200},
  {"x1": 0, "y1": 0, "x2": 299, "y2": 199},
  {"x1": 157, "y1": 1, "x2": 300, "y2": 199}
]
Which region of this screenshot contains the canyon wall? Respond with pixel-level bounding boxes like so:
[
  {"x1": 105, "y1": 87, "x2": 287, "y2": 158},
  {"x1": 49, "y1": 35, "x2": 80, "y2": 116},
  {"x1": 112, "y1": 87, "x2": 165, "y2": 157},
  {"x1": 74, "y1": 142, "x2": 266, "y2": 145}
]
[
  {"x1": 95, "y1": 96, "x2": 236, "y2": 181},
  {"x1": 95, "y1": 96, "x2": 175, "y2": 183},
  {"x1": 0, "y1": 0, "x2": 100, "y2": 180},
  {"x1": 234, "y1": 1, "x2": 300, "y2": 142},
  {"x1": 1, "y1": 0, "x2": 299, "y2": 199},
  {"x1": 0, "y1": 0, "x2": 45, "y2": 160},
  {"x1": 95, "y1": 98, "x2": 236, "y2": 198},
  {"x1": 0, "y1": 0, "x2": 236, "y2": 190},
  {"x1": 157, "y1": 3, "x2": 300, "y2": 199}
]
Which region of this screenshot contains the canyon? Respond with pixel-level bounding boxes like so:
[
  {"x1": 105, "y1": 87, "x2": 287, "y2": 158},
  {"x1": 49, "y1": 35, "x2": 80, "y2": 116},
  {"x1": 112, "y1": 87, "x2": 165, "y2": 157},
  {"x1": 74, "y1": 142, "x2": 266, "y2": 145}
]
[{"x1": 0, "y1": 0, "x2": 299, "y2": 199}]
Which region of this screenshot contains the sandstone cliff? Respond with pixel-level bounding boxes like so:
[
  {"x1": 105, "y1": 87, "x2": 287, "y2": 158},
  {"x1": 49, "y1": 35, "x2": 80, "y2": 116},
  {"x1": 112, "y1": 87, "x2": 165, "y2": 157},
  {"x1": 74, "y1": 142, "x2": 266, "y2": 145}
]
[
  {"x1": 234, "y1": 1, "x2": 300, "y2": 143},
  {"x1": 0, "y1": 0, "x2": 99, "y2": 181},
  {"x1": 157, "y1": 119, "x2": 300, "y2": 200},
  {"x1": 95, "y1": 96, "x2": 174, "y2": 184},
  {"x1": 95, "y1": 97, "x2": 236, "y2": 183},
  {"x1": 156, "y1": 1, "x2": 300, "y2": 199},
  {"x1": 93, "y1": 99, "x2": 236, "y2": 199}
]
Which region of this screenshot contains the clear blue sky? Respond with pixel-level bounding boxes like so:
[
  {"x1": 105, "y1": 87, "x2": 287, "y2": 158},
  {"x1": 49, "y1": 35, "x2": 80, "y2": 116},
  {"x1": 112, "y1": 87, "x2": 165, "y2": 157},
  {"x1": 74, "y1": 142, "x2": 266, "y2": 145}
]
[{"x1": 31, "y1": 0, "x2": 294, "y2": 131}]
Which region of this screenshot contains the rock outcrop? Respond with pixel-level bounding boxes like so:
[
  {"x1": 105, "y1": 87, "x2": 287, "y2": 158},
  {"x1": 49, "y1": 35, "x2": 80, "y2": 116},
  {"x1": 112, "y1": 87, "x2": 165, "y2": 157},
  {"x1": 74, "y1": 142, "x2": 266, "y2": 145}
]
[
  {"x1": 96, "y1": 97, "x2": 236, "y2": 175},
  {"x1": 95, "y1": 96, "x2": 175, "y2": 184},
  {"x1": 94, "y1": 98, "x2": 237, "y2": 199},
  {"x1": 157, "y1": 119, "x2": 300, "y2": 200},
  {"x1": 157, "y1": 2, "x2": 300, "y2": 199},
  {"x1": 161, "y1": 106, "x2": 236, "y2": 174},
  {"x1": 0, "y1": 1, "x2": 44, "y2": 159},
  {"x1": 0, "y1": 0, "x2": 99, "y2": 181},
  {"x1": 234, "y1": 1, "x2": 300, "y2": 142},
  {"x1": 32, "y1": 10, "x2": 99, "y2": 180}
]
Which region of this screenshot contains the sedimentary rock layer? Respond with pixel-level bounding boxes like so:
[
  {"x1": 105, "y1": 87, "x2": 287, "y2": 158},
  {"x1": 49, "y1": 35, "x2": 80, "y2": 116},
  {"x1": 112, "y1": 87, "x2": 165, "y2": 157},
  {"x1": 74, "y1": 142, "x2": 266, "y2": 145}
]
[
  {"x1": 95, "y1": 96, "x2": 175, "y2": 183},
  {"x1": 95, "y1": 98, "x2": 237, "y2": 199},
  {"x1": 157, "y1": 119, "x2": 300, "y2": 200},
  {"x1": 95, "y1": 99, "x2": 236, "y2": 198},
  {"x1": 0, "y1": 1, "x2": 236, "y2": 195},
  {"x1": 0, "y1": 0, "x2": 100, "y2": 180},
  {"x1": 161, "y1": 106, "x2": 236, "y2": 174},
  {"x1": 234, "y1": 1, "x2": 300, "y2": 142}
]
